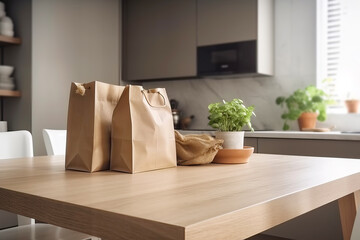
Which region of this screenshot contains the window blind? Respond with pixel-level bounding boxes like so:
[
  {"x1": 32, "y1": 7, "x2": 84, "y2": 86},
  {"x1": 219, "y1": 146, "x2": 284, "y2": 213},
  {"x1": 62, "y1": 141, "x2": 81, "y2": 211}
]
[{"x1": 318, "y1": 0, "x2": 342, "y2": 106}]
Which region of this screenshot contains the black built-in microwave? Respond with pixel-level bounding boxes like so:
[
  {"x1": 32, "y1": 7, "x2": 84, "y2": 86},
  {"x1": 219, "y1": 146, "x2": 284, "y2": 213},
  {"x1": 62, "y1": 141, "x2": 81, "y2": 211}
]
[{"x1": 197, "y1": 40, "x2": 256, "y2": 76}]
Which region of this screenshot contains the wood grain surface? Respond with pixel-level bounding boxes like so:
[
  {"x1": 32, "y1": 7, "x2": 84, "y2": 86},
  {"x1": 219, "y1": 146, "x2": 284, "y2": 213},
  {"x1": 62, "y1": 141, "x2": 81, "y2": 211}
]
[{"x1": 0, "y1": 154, "x2": 360, "y2": 239}]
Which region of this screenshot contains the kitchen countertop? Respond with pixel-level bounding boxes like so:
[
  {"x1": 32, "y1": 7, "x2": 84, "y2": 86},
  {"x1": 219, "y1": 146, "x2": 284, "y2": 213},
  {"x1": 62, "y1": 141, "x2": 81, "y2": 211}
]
[{"x1": 179, "y1": 130, "x2": 360, "y2": 141}]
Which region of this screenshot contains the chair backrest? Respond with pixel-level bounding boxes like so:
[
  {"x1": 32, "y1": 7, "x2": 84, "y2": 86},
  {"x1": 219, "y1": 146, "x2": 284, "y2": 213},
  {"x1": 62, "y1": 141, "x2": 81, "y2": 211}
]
[
  {"x1": 42, "y1": 129, "x2": 67, "y2": 155},
  {"x1": 0, "y1": 131, "x2": 33, "y2": 159}
]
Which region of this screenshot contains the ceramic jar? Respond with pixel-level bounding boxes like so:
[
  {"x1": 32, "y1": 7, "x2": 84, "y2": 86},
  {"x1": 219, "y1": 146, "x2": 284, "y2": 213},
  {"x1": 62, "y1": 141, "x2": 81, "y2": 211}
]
[{"x1": 215, "y1": 131, "x2": 245, "y2": 149}]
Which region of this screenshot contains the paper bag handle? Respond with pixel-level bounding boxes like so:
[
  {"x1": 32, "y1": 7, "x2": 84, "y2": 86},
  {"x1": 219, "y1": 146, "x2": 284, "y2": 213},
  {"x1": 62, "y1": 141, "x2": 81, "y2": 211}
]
[
  {"x1": 74, "y1": 83, "x2": 91, "y2": 96},
  {"x1": 141, "y1": 89, "x2": 166, "y2": 108}
]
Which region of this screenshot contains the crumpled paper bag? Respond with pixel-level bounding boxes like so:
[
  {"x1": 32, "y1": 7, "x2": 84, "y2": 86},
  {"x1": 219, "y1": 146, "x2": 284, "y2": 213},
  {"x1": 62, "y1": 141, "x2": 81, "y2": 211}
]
[{"x1": 175, "y1": 130, "x2": 223, "y2": 165}]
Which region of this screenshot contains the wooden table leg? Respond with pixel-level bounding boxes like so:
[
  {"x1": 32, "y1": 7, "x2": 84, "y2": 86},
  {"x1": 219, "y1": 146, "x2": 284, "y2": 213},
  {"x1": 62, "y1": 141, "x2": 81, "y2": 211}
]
[{"x1": 338, "y1": 190, "x2": 360, "y2": 240}]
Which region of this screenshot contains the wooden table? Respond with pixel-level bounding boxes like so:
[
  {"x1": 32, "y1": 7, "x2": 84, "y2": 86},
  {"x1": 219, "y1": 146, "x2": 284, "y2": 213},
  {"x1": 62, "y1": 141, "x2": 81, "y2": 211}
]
[{"x1": 0, "y1": 154, "x2": 360, "y2": 240}]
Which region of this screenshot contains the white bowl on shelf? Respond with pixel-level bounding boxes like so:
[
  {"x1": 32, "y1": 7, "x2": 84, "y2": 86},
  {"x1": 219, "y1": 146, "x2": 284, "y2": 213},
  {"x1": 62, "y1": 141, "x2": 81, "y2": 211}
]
[
  {"x1": 1, "y1": 30, "x2": 14, "y2": 37},
  {"x1": 0, "y1": 24, "x2": 13, "y2": 31},
  {"x1": 0, "y1": 82, "x2": 15, "y2": 90},
  {"x1": 0, "y1": 65, "x2": 14, "y2": 77},
  {"x1": 0, "y1": 10, "x2": 5, "y2": 18},
  {"x1": 0, "y1": 16, "x2": 13, "y2": 28},
  {"x1": 0, "y1": 77, "x2": 14, "y2": 84}
]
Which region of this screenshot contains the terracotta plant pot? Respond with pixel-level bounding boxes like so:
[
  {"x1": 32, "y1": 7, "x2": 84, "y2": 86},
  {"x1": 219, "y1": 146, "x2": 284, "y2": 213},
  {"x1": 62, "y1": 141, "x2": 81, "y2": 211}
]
[
  {"x1": 298, "y1": 112, "x2": 318, "y2": 130},
  {"x1": 345, "y1": 100, "x2": 360, "y2": 113}
]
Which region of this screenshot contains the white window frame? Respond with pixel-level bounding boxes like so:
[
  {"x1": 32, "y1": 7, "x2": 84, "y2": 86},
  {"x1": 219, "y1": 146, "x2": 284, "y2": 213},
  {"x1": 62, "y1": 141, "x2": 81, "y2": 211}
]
[
  {"x1": 317, "y1": 0, "x2": 360, "y2": 113},
  {"x1": 317, "y1": 0, "x2": 342, "y2": 112}
]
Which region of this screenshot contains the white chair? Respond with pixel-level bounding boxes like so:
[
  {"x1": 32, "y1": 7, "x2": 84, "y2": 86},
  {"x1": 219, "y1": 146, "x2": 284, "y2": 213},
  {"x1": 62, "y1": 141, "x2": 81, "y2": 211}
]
[
  {"x1": 0, "y1": 130, "x2": 34, "y2": 227},
  {"x1": 0, "y1": 130, "x2": 33, "y2": 159},
  {"x1": 42, "y1": 129, "x2": 67, "y2": 155},
  {"x1": 0, "y1": 130, "x2": 94, "y2": 240}
]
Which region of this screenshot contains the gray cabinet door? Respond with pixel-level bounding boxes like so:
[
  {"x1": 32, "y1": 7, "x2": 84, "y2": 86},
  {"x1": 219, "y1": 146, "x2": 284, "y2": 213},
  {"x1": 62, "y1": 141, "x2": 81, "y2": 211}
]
[
  {"x1": 244, "y1": 137, "x2": 258, "y2": 153},
  {"x1": 123, "y1": 0, "x2": 196, "y2": 81},
  {"x1": 197, "y1": 0, "x2": 257, "y2": 46},
  {"x1": 258, "y1": 138, "x2": 360, "y2": 159}
]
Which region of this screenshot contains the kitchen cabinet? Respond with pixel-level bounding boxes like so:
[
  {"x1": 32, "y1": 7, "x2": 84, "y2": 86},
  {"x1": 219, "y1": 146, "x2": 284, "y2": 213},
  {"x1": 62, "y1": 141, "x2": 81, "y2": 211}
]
[
  {"x1": 197, "y1": 0, "x2": 274, "y2": 76},
  {"x1": 244, "y1": 137, "x2": 258, "y2": 153},
  {"x1": 245, "y1": 137, "x2": 360, "y2": 158},
  {"x1": 257, "y1": 138, "x2": 360, "y2": 159},
  {"x1": 123, "y1": 0, "x2": 197, "y2": 81},
  {"x1": 123, "y1": 0, "x2": 274, "y2": 81},
  {"x1": 197, "y1": 0, "x2": 257, "y2": 46}
]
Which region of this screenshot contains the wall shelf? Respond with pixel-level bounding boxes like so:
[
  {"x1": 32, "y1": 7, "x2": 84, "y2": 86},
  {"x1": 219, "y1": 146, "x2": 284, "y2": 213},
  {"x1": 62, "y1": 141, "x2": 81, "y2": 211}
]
[
  {"x1": 0, "y1": 90, "x2": 21, "y2": 121},
  {"x1": 0, "y1": 89, "x2": 21, "y2": 97},
  {"x1": 0, "y1": 35, "x2": 21, "y2": 46}
]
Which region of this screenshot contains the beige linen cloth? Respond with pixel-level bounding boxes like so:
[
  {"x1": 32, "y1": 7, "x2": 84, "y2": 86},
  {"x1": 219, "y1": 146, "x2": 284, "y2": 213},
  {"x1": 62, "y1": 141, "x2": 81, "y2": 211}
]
[{"x1": 175, "y1": 130, "x2": 223, "y2": 165}]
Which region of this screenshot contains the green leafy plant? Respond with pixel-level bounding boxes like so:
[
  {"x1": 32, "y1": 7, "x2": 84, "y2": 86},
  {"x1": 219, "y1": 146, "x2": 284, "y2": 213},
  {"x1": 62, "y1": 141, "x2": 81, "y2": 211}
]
[
  {"x1": 276, "y1": 85, "x2": 332, "y2": 130},
  {"x1": 208, "y1": 99, "x2": 255, "y2": 131}
]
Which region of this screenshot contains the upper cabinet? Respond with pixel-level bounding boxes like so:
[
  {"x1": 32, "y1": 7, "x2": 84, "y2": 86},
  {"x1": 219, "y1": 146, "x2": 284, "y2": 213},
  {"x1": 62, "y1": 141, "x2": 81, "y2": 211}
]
[
  {"x1": 197, "y1": 0, "x2": 257, "y2": 46},
  {"x1": 122, "y1": 0, "x2": 274, "y2": 81},
  {"x1": 123, "y1": 0, "x2": 197, "y2": 81}
]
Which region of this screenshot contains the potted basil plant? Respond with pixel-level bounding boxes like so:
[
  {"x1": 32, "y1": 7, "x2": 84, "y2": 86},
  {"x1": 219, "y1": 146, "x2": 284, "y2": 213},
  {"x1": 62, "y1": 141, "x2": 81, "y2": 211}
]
[
  {"x1": 276, "y1": 85, "x2": 332, "y2": 130},
  {"x1": 208, "y1": 99, "x2": 255, "y2": 149}
]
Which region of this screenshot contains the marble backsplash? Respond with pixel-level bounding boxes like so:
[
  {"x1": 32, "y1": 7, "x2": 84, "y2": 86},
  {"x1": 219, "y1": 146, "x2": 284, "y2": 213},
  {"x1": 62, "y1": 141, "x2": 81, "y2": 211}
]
[
  {"x1": 143, "y1": 77, "x2": 360, "y2": 132},
  {"x1": 142, "y1": 75, "x2": 314, "y2": 131}
]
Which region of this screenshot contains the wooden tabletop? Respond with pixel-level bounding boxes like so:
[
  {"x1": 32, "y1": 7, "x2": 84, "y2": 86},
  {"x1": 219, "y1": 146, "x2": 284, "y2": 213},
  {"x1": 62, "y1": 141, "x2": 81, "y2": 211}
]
[{"x1": 0, "y1": 154, "x2": 360, "y2": 239}]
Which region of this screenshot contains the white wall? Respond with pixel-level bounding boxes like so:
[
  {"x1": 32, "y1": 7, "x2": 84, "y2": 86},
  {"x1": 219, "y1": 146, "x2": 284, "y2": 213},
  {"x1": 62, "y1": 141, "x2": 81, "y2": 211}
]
[{"x1": 32, "y1": 0, "x2": 120, "y2": 155}]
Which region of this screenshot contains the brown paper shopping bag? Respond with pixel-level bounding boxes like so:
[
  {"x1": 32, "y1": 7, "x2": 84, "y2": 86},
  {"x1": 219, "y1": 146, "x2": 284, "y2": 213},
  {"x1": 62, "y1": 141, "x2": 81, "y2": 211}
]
[
  {"x1": 65, "y1": 81, "x2": 124, "y2": 172},
  {"x1": 111, "y1": 85, "x2": 177, "y2": 173}
]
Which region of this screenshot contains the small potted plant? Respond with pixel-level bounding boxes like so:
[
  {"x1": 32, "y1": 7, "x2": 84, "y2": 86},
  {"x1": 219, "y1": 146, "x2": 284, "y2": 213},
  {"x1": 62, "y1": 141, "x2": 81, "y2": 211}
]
[
  {"x1": 345, "y1": 93, "x2": 360, "y2": 113},
  {"x1": 276, "y1": 85, "x2": 332, "y2": 130},
  {"x1": 208, "y1": 99, "x2": 255, "y2": 149},
  {"x1": 345, "y1": 99, "x2": 360, "y2": 113}
]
